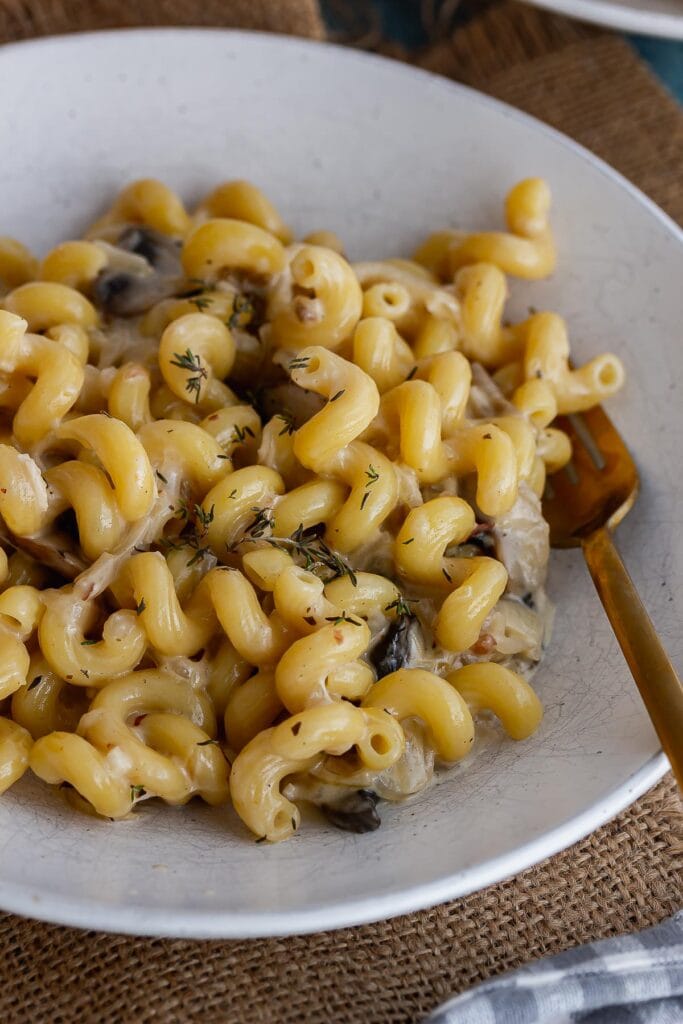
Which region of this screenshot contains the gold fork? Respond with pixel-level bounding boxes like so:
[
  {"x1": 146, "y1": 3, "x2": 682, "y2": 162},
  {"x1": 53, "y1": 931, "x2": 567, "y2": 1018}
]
[{"x1": 542, "y1": 404, "x2": 683, "y2": 787}]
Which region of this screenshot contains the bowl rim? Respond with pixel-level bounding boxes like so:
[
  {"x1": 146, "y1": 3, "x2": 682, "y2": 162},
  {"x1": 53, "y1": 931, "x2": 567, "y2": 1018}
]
[{"x1": 0, "y1": 26, "x2": 675, "y2": 937}]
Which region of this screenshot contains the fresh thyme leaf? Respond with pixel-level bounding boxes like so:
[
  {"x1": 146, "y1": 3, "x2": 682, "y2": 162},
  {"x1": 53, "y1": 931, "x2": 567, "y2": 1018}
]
[
  {"x1": 169, "y1": 347, "x2": 208, "y2": 404},
  {"x1": 80, "y1": 639, "x2": 97, "y2": 646},
  {"x1": 384, "y1": 596, "x2": 416, "y2": 619},
  {"x1": 187, "y1": 295, "x2": 212, "y2": 312},
  {"x1": 277, "y1": 410, "x2": 296, "y2": 436},
  {"x1": 194, "y1": 504, "x2": 215, "y2": 532},
  {"x1": 186, "y1": 547, "x2": 209, "y2": 567},
  {"x1": 167, "y1": 503, "x2": 215, "y2": 567},
  {"x1": 402, "y1": 537, "x2": 414, "y2": 545},
  {"x1": 231, "y1": 423, "x2": 256, "y2": 445},
  {"x1": 329, "y1": 389, "x2": 345, "y2": 403},
  {"x1": 262, "y1": 526, "x2": 357, "y2": 587},
  {"x1": 245, "y1": 506, "x2": 275, "y2": 539},
  {"x1": 324, "y1": 611, "x2": 362, "y2": 627},
  {"x1": 130, "y1": 784, "x2": 145, "y2": 801},
  {"x1": 227, "y1": 293, "x2": 254, "y2": 330},
  {"x1": 360, "y1": 463, "x2": 379, "y2": 510}
]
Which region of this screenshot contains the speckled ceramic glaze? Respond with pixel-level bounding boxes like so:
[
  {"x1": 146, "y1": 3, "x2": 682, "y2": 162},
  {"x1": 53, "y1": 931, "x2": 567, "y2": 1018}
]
[
  {"x1": 524, "y1": 0, "x2": 683, "y2": 37},
  {"x1": 0, "y1": 30, "x2": 678, "y2": 938}
]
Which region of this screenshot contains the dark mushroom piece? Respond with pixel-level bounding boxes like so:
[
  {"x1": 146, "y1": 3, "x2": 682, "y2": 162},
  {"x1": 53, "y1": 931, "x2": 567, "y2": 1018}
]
[
  {"x1": 92, "y1": 225, "x2": 184, "y2": 316},
  {"x1": 321, "y1": 789, "x2": 381, "y2": 833},
  {"x1": 0, "y1": 522, "x2": 85, "y2": 580},
  {"x1": 116, "y1": 225, "x2": 182, "y2": 275},
  {"x1": 370, "y1": 614, "x2": 420, "y2": 679}
]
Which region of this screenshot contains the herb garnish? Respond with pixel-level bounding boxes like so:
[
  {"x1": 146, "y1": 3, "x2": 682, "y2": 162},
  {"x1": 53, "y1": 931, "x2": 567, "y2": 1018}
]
[
  {"x1": 360, "y1": 464, "x2": 379, "y2": 511},
  {"x1": 264, "y1": 524, "x2": 357, "y2": 586},
  {"x1": 384, "y1": 596, "x2": 416, "y2": 619},
  {"x1": 165, "y1": 503, "x2": 214, "y2": 566},
  {"x1": 325, "y1": 611, "x2": 362, "y2": 627},
  {"x1": 231, "y1": 423, "x2": 256, "y2": 446},
  {"x1": 277, "y1": 410, "x2": 296, "y2": 436},
  {"x1": 169, "y1": 348, "x2": 208, "y2": 404},
  {"x1": 228, "y1": 293, "x2": 254, "y2": 330},
  {"x1": 244, "y1": 506, "x2": 275, "y2": 539}
]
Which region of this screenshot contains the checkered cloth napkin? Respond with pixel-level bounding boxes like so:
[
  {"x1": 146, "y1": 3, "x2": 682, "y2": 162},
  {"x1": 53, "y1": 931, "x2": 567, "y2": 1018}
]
[{"x1": 425, "y1": 911, "x2": 683, "y2": 1023}]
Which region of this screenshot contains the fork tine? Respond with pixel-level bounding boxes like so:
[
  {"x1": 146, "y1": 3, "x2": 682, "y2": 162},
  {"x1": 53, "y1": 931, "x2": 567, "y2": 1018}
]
[
  {"x1": 567, "y1": 413, "x2": 606, "y2": 470},
  {"x1": 542, "y1": 404, "x2": 639, "y2": 547}
]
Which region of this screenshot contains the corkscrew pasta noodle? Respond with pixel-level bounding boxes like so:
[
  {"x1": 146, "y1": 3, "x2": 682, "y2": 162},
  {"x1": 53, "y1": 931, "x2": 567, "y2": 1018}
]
[{"x1": 0, "y1": 176, "x2": 624, "y2": 842}]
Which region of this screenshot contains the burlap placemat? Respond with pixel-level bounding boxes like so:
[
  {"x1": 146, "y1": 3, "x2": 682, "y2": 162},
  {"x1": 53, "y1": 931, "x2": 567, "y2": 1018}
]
[{"x1": 0, "y1": 2, "x2": 680, "y2": 1021}]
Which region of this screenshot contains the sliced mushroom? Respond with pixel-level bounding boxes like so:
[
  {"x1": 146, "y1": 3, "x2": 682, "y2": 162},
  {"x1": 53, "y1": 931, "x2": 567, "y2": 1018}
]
[
  {"x1": 370, "y1": 614, "x2": 420, "y2": 679},
  {"x1": 321, "y1": 789, "x2": 381, "y2": 833},
  {"x1": 116, "y1": 225, "x2": 182, "y2": 275},
  {"x1": 493, "y1": 483, "x2": 549, "y2": 594},
  {"x1": 92, "y1": 226, "x2": 183, "y2": 316},
  {"x1": 0, "y1": 522, "x2": 85, "y2": 580},
  {"x1": 92, "y1": 267, "x2": 180, "y2": 316}
]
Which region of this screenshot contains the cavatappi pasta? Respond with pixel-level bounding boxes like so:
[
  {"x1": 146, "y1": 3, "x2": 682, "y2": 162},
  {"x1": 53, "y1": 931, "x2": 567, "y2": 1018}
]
[{"x1": 0, "y1": 177, "x2": 624, "y2": 841}]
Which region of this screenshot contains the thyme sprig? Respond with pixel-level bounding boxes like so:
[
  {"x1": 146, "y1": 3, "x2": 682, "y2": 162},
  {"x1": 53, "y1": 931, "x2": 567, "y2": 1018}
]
[
  {"x1": 163, "y1": 503, "x2": 215, "y2": 566},
  {"x1": 245, "y1": 506, "x2": 275, "y2": 539},
  {"x1": 170, "y1": 348, "x2": 208, "y2": 404},
  {"x1": 264, "y1": 524, "x2": 357, "y2": 587},
  {"x1": 384, "y1": 596, "x2": 416, "y2": 619}
]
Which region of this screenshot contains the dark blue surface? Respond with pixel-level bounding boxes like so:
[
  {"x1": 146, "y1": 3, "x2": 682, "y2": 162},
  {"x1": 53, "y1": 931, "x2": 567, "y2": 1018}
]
[
  {"x1": 322, "y1": 2, "x2": 683, "y2": 104},
  {"x1": 631, "y1": 35, "x2": 683, "y2": 102}
]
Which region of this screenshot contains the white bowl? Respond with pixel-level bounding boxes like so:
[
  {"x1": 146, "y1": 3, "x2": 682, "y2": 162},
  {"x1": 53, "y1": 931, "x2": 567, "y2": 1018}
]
[
  {"x1": 0, "y1": 29, "x2": 678, "y2": 938},
  {"x1": 523, "y1": 0, "x2": 683, "y2": 39}
]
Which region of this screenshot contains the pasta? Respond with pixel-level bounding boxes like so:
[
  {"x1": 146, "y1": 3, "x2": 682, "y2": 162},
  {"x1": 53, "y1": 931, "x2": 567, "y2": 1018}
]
[{"x1": 0, "y1": 176, "x2": 624, "y2": 842}]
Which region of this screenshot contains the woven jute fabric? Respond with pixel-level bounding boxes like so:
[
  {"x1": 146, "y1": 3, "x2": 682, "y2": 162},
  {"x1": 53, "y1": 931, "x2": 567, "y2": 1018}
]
[
  {"x1": 0, "y1": 0, "x2": 324, "y2": 41},
  {"x1": 0, "y1": 2, "x2": 681, "y2": 1022}
]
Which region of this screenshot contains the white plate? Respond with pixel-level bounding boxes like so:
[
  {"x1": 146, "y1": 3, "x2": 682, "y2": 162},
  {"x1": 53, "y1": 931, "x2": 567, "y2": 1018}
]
[
  {"x1": 523, "y1": 0, "x2": 683, "y2": 38},
  {"x1": 0, "y1": 30, "x2": 678, "y2": 938}
]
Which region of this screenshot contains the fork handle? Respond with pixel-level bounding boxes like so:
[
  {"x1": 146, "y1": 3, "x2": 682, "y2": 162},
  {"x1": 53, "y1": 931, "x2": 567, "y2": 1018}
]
[{"x1": 583, "y1": 526, "x2": 683, "y2": 789}]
